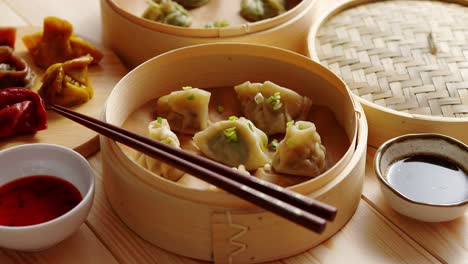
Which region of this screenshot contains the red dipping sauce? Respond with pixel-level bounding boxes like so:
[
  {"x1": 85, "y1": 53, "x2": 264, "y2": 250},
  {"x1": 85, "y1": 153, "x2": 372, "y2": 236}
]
[{"x1": 0, "y1": 175, "x2": 82, "y2": 227}]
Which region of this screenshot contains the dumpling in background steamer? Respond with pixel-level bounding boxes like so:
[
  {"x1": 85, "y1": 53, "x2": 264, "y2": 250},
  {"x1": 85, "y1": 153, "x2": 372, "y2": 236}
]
[
  {"x1": 272, "y1": 121, "x2": 326, "y2": 177},
  {"x1": 156, "y1": 87, "x2": 210, "y2": 135},
  {"x1": 193, "y1": 117, "x2": 269, "y2": 171},
  {"x1": 234, "y1": 81, "x2": 312, "y2": 135},
  {"x1": 135, "y1": 118, "x2": 184, "y2": 181}
]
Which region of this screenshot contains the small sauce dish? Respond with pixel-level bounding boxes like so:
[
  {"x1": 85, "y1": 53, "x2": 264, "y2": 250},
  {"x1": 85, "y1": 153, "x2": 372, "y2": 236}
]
[
  {"x1": 374, "y1": 134, "x2": 468, "y2": 222},
  {"x1": 0, "y1": 143, "x2": 94, "y2": 251}
]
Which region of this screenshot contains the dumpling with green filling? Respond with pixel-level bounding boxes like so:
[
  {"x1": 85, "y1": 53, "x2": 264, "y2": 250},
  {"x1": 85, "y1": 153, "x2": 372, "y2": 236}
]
[
  {"x1": 272, "y1": 121, "x2": 326, "y2": 177},
  {"x1": 234, "y1": 81, "x2": 312, "y2": 135},
  {"x1": 240, "y1": 0, "x2": 286, "y2": 22},
  {"x1": 156, "y1": 87, "x2": 210, "y2": 135},
  {"x1": 142, "y1": 0, "x2": 192, "y2": 27},
  {"x1": 136, "y1": 117, "x2": 184, "y2": 181},
  {"x1": 193, "y1": 117, "x2": 269, "y2": 171}
]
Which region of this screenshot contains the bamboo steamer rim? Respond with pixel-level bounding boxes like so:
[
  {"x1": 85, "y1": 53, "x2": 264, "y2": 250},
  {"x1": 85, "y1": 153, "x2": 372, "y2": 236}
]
[
  {"x1": 307, "y1": 0, "x2": 468, "y2": 124},
  {"x1": 105, "y1": 0, "x2": 316, "y2": 38},
  {"x1": 104, "y1": 43, "x2": 366, "y2": 208}
]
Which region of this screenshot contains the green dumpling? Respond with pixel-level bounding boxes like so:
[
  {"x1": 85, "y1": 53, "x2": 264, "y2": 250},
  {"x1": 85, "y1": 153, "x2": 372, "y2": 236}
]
[
  {"x1": 240, "y1": 0, "x2": 286, "y2": 22},
  {"x1": 193, "y1": 117, "x2": 269, "y2": 171},
  {"x1": 142, "y1": 0, "x2": 192, "y2": 27},
  {"x1": 272, "y1": 121, "x2": 326, "y2": 177}
]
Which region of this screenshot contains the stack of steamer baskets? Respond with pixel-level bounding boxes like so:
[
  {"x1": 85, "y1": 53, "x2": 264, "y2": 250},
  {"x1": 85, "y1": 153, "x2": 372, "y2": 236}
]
[
  {"x1": 308, "y1": 0, "x2": 468, "y2": 147},
  {"x1": 99, "y1": 1, "x2": 369, "y2": 263},
  {"x1": 100, "y1": 0, "x2": 318, "y2": 68}
]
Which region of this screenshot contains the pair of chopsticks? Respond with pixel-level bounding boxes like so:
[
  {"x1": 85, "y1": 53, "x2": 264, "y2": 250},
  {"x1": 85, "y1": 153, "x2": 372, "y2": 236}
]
[{"x1": 49, "y1": 104, "x2": 337, "y2": 233}]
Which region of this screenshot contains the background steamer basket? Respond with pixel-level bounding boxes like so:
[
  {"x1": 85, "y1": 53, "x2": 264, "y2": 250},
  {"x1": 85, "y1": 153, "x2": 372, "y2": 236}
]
[
  {"x1": 308, "y1": 0, "x2": 468, "y2": 148},
  {"x1": 100, "y1": 43, "x2": 368, "y2": 263},
  {"x1": 101, "y1": 0, "x2": 317, "y2": 68}
]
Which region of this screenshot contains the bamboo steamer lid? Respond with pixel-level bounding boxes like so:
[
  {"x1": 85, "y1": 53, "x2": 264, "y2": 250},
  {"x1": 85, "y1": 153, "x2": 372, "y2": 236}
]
[{"x1": 308, "y1": 0, "x2": 468, "y2": 147}]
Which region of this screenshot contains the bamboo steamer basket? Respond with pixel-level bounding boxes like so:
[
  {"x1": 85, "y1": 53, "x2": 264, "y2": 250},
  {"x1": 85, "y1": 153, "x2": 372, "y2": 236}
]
[
  {"x1": 100, "y1": 43, "x2": 368, "y2": 263},
  {"x1": 308, "y1": 0, "x2": 468, "y2": 148},
  {"x1": 100, "y1": 0, "x2": 317, "y2": 68}
]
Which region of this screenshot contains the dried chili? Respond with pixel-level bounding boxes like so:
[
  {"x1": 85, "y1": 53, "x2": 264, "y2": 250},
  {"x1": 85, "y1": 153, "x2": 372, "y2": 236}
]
[{"x1": 0, "y1": 87, "x2": 47, "y2": 138}]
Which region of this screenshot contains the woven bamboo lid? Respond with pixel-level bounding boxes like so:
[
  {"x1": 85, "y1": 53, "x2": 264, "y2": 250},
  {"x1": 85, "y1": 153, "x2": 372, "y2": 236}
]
[{"x1": 312, "y1": 0, "x2": 468, "y2": 118}]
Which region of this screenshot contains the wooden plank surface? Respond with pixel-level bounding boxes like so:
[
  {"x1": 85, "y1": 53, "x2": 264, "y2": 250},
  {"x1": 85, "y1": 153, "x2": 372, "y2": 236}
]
[
  {"x1": 1, "y1": 0, "x2": 467, "y2": 263},
  {"x1": 1, "y1": 225, "x2": 119, "y2": 264},
  {"x1": 86, "y1": 152, "x2": 441, "y2": 264}
]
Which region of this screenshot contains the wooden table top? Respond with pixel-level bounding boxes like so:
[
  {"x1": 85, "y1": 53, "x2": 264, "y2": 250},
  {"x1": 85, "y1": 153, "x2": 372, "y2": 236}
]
[{"x1": 0, "y1": 0, "x2": 466, "y2": 263}]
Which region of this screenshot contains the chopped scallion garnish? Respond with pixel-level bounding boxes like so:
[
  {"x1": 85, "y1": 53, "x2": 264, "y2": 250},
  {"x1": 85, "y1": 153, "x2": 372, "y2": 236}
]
[
  {"x1": 287, "y1": 120, "x2": 294, "y2": 128},
  {"x1": 247, "y1": 122, "x2": 254, "y2": 132},
  {"x1": 182, "y1": 86, "x2": 192, "y2": 90},
  {"x1": 269, "y1": 139, "x2": 279, "y2": 151},
  {"x1": 187, "y1": 94, "x2": 195, "y2": 100},
  {"x1": 156, "y1": 116, "x2": 163, "y2": 124},
  {"x1": 254, "y1": 92, "x2": 264, "y2": 104},
  {"x1": 204, "y1": 20, "x2": 229, "y2": 28},
  {"x1": 223, "y1": 127, "x2": 238, "y2": 143},
  {"x1": 267, "y1": 92, "x2": 282, "y2": 110},
  {"x1": 161, "y1": 138, "x2": 172, "y2": 144},
  {"x1": 228, "y1": 116, "x2": 238, "y2": 121}
]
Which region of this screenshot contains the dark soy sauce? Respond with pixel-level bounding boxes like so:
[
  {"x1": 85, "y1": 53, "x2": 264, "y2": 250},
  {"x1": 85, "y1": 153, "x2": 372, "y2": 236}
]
[
  {"x1": 0, "y1": 175, "x2": 82, "y2": 227},
  {"x1": 386, "y1": 154, "x2": 468, "y2": 204}
]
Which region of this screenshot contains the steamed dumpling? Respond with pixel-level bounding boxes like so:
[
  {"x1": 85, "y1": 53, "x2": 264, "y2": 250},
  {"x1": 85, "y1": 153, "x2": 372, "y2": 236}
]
[
  {"x1": 240, "y1": 0, "x2": 286, "y2": 22},
  {"x1": 136, "y1": 117, "x2": 184, "y2": 181},
  {"x1": 142, "y1": 0, "x2": 192, "y2": 27},
  {"x1": 272, "y1": 121, "x2": 326, "y2": 177},
  {"x1": 193, "y1": 117, "x2": 269, "y2": 170},
  {"x1": 156, "y1": 87, "x2": 210, "y2": 135},
  {"x1": 234, "y1": 81, "x2": 312, "y2": 135}
]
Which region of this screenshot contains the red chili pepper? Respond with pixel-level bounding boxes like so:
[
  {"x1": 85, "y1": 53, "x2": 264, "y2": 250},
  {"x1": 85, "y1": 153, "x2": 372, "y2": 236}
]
[{"x1": 0, "y1": 87, "x2": 47, "y2": 138}]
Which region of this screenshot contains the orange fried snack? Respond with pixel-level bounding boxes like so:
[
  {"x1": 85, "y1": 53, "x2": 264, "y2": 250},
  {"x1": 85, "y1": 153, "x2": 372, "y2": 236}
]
[
  {"x1": 22, "y1": 17, "x2": 103, "y2": 68},
  {"x1": 38, "y1": 55, "x2": 94, "y2": 107}
]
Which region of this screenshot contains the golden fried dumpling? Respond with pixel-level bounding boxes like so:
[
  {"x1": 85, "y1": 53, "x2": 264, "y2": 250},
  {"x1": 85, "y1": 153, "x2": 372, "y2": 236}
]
[
  {"x1": 234, "y1": 81, "x2": 312, "y2": 135},
  {"x1": 156, "y1": 87, "x2": 211, "y2": 134},
  {"x1": 136, "y1": 117, "x2": 184, "y2": 181},
  {"x1": 38, "y1": 55, "x2": 93, "y2": 107},
  {"x1": 272, "y1": 121, "x2": 326, "y2": 177},
  {"x1": 22, "y1": 17, "x2": 103, "y2": 68},
  {"x1": 193, "y1": 117, "x2": 269, "y2": 171}
]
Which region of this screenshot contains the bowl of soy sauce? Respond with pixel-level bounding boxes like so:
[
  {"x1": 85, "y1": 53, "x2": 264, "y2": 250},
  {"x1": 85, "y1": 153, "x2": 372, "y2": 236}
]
[
  {"x1": 374, "y1": 134, "x2": 467, "y2": 222},
  {"x1": 0, "y1": 143, "x2": 94, "y2": 251}
]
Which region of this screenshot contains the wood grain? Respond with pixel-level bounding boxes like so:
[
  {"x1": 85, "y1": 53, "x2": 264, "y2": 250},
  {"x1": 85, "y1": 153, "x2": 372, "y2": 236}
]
[
  {"x1": 2, "y1": 0, "x2": 102, "y2": 44},
  {"x1": 86, "y1": 153, "x2": 206, "y2": 264},
  {"x1": 0, "y1": 225, "x2": 118, "y2": 264}
]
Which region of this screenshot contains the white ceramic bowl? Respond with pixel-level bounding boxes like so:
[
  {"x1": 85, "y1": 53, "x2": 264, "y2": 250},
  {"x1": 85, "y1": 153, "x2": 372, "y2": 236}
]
[
  {"x1": 374, "y1": 134, "x2": 468, "y2": 222},
  {"x1": 0, "y1": 143, "x2": 95, "y2": 251}
]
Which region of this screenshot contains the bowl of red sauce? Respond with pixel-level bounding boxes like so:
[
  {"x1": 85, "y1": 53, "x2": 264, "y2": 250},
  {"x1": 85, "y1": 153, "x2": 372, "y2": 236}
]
[
  {"x1": 374, "y1": 134, "x2": 468, "y2": 222},
  {"x1": 0, "y1": 143, "x2": 94, "y2": 251}
]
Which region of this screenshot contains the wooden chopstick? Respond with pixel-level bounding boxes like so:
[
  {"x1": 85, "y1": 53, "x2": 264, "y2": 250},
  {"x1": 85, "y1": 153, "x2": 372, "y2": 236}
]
[{"x1": 50, "y1": 104, "x2": 337, "y2": 233}]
